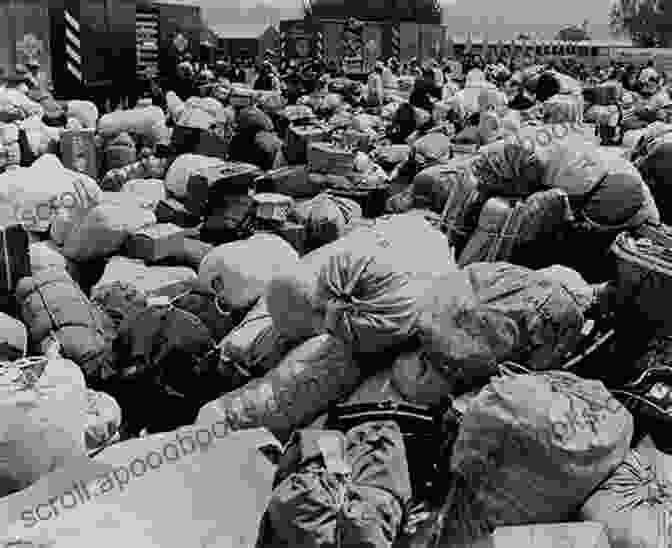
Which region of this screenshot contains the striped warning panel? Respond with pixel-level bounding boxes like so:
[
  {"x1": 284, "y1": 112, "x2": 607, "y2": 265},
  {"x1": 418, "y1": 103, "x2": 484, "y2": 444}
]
[
  {"x1": 136, "y1": 10, "x2": 160, "y2": 77},
  {"x1": 279, "y1": 31, "x2": 287, "y2": 59},
  {"x1": 314, "y1": 30, "x2": 324, "y2": 60},
  {"x1": 391, "y1": 23, "x2": 400, "y2": 60},
  {"x1": 64, "y1": 9, "x2": 82, "y2": 82}
]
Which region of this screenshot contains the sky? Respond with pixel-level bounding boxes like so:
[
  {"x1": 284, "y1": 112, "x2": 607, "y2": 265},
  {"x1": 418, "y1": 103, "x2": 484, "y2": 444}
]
[{"x1": 162, "y1": 0, "x2": 617, "y2": 40}]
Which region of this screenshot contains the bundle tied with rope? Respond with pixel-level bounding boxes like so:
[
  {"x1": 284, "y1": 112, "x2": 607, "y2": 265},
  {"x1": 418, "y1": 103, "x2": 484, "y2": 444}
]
[{"x1": 429, "y1": 367, "x2": 633, "y2": 548}]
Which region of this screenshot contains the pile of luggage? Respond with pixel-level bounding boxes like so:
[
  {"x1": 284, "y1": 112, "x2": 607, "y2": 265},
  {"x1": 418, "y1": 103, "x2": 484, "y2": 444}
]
[{"x1": 2, "y1": 72, "x2": 672, "y2": 548}]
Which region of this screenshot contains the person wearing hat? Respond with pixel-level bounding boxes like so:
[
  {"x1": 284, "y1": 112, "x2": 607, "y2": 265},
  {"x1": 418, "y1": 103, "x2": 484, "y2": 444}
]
[{"x1": 254, "y1": 61, "x2": 275, "y2": 91}]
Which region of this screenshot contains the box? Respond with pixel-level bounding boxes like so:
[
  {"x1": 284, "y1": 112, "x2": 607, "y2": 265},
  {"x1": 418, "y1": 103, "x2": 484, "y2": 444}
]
[
  {"x1": 125, "y1": 223, "x2": 187, "y2": 263},
  {"x1": 254, "y1": 193, "x2": 293, "y2": 223},
  {"x1": 60, "y1": 129, "x2": 98, "y2": 180}
]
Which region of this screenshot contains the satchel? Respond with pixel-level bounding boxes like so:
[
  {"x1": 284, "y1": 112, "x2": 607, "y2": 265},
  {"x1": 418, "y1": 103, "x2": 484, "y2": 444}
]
[
  {"x1": 125, "y1": 223, "x2": 187, "y2": 263},
  {"x1": 184, "y1": 161, "x2": 261, "y2": 218}
]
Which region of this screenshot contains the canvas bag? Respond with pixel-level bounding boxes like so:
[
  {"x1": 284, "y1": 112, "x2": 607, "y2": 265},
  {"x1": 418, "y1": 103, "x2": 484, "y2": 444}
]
[
  {"x1": 581, "y1": 441, "x2": 672, "y2": 548},
  {"x1": 258, "y1": 422, "x2": 412, "y2": 548},
  {"x1": 197, "y1": 334, "x2": 361, "y2": 443},
  {"x1": 433, "y1": 370, "x2": 633, "y2": 547},
  {"x1": 0, "y1": 356, "x2": 87, "y2": 498},
  {"x1": 1, "y1": 428, "x2": 281, "y2": 548}
]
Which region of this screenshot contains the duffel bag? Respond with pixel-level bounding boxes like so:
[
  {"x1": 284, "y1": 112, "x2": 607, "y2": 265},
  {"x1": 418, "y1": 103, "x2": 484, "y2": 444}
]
[
  {"x1": 61, "y1": 203, "x2": 156, "y2": 261},
  {"x1": 66, "y1": 100, "x2": 99, "y2": 129},
  {"x1": 16, "y1": 269, "x2": 115, "y2": 380},
  {"x1": 199, "y1": 233, "x2": 300, "y2": 310},
  {"x1": 581, "y1": 442, "x2": 672, "y2": 548},
  {"x1": 290, "y1": 192, "x2": 362, "y2": 251},
  {"x1": 100, "y1": 156, "x2": 169, "y2": 192},
  {"x1": 92, "y1": 256, "x2": 196, "y2": 299},
  {"x1": 0, "y1": 355, "x2": 87, "y2": 497},
  {"x1": 217, "y1": 297, "x2": 294, "y2": 391},
  {"x1": 257, "y1": 422, "x2": 411, "y2": 548},
  {"x1": 122, "y1": 178, "x2": 166, "y2": 211},
  {"x1": 434, "y1": 370, "x2": 632, "y2": 547},
  {"x1": 97, "y1": 106, "x2": 166, "y2": 140},
  {"x1": 611, "y1": 232, "x2": 672, "y2": 336},
  {"x1": 196, "y1": 334, "x2": 361, "y2": 442},
  {"x1": 470, "y1": 139, "x2": 545, "y2": 198}
]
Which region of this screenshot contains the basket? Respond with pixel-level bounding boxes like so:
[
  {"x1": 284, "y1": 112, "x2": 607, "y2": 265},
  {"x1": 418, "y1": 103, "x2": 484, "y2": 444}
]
[{"x1": 253, "y1": 193, "x2": 294, "y2": 223}]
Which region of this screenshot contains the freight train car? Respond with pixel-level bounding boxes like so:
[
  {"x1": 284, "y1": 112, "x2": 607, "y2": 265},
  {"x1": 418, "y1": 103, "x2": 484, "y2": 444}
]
[{"x1": 49, "y1": 0, "x2": 136, "y2": 104}]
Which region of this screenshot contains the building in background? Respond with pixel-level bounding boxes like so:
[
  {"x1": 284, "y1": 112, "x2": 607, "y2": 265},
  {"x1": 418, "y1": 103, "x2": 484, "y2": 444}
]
[{"x1": 213, "y1": 23, "x2": 280, "y2": 64}]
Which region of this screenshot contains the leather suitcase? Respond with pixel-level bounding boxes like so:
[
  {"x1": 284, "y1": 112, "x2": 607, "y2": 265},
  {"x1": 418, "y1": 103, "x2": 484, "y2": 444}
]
[
  {"x1": 611, "y1": 232, "x2": 672, "y2": 336},
  {"x1": 308, "y1": 142, "x2": 356, "y2": 176},
  {"x1": 286, "y1": 124, "x2": 329, "y2": 165},
  {"x1": 184, "y1": 162, "x2": 261, "y2": 218},
  {"x1": 254, "y1": 165, "x2": 324, "y2": 198},
  {"x1": 125, "y1": 223, "x2": 187, "y2": 263},
  {"x1": 155, "y1": 198, "x2": 201, "y2": 228},
  {"x1": 0, "y1": 223, "x2": 31, "y2": 296},
  {"x1": 634, "y1": 222, "x2": 672, "y2": 248},
  {"x1": 60, "y1": 129, "x2": 98, "y2": 180},
  {"x1": 458, "y1": 188, "x2": 572, "y2": 268}
]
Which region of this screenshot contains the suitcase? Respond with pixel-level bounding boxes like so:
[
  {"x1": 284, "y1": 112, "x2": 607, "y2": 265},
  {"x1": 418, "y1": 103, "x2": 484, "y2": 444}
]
[
  {"x1": 184, "y1": 162, "x2": 261, "y2": 218},
  {"x1": 60, "y1": 129, "x2": 98, "y2": 180},
  {"x1": 0, "y1": 224, "x2": 31, "y2": 296},
  {"x1": 155, "y1": 198, "x2": 202, "y2": 228},
  {"x1": 285, "y1": 124, "x2": 329, "y2": 165},
  {"x1": 633, "y1": 222, "x2": 672, "y2": 248},
  {"x1": 611, "y1": 232, "x2": 672, "y2": 336},
  {"x1": 308, "y1": 142, "x2": 356, "y2": 176},
  {"x1": 458, "y1": 188, "x2": 573, "y2": 268},
  {"x1": 171, "y1": 125, "x2": 230, "y2": 160},
  {"x1": 254, "y1": 165, "x2": 323, "y2": 198},
  {"x1": 433, "y1": 165, "x2": 483, "y2": 254},
  {"x1": 591, "y1": 83, "x2": 623, "y2": 106},
  {"x1": 125, "y1": 223, "x2": 187, "y2": 263},
  {"x1": 200, "y1": 195, "x2": 256, "y2": 245},
  {"x1": 327, "y1": 187, "x2": 388, "y2": 219}
]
